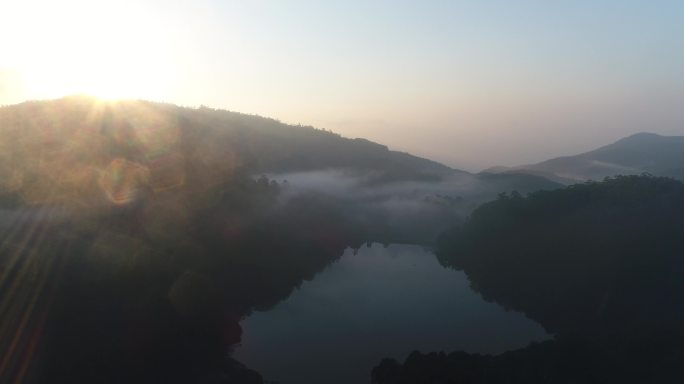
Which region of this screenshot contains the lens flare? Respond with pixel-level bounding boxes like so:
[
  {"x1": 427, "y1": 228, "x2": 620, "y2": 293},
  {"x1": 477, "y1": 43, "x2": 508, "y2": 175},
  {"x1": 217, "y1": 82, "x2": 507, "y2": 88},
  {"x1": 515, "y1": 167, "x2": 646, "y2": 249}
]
[{"x1": 99, "y1": 158, "x2": 150, "y2": 205}]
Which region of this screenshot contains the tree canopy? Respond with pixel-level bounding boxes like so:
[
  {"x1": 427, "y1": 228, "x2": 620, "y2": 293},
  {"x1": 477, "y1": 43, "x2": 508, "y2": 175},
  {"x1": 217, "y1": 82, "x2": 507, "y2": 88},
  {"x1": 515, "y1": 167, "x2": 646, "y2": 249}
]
[{"x1": 438, "y1": 175, "x2": 684, "y2": 341}]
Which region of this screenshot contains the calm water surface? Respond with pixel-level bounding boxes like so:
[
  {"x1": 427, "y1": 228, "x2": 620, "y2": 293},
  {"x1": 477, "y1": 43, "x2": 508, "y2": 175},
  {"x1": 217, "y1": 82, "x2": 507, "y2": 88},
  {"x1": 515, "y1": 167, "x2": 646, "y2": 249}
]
[{"x1": 234, "y1": 244, "x2": 548, "y2": 384}]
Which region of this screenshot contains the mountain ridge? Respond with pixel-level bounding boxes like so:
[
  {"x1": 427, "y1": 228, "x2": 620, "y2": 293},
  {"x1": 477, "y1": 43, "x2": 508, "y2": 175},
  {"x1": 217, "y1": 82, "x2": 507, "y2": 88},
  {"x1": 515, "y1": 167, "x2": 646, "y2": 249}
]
[
  {"x1": 0, "y1": 96, "x2": 566, "y2": 212},
  {"x1": 0, "y1": 95, "x2": 456, "y2": 178},
  {"x1": 486, "y1": 132, "x2": 684, "y2": 183}
]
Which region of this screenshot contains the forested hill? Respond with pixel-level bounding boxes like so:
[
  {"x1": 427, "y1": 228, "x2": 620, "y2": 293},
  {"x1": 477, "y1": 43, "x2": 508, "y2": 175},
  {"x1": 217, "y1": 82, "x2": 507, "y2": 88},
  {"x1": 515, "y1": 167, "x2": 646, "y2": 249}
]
[
  {"x1": 0, "y1": 95, "x2": 455, "y2": 180},
  {"x1": 374, "y1": 175, "x2": 684, "y2": 384},
  {"x1": 438, "y1": 174, "x2": 684, "y2": 340}
]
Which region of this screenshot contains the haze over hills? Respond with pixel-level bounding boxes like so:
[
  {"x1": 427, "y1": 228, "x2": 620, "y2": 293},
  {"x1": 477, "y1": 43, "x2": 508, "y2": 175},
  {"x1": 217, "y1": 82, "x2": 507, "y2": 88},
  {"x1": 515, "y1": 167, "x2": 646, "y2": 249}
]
[
  {"x1": 0, "y1": 96, "x2": 560, "y2": 207},
  {"x1": 0, "y1": 95, "x2": 452, "y2": 183},
  {"x1": 487, "y1": 132, "x2": 684, "y2": 183}
]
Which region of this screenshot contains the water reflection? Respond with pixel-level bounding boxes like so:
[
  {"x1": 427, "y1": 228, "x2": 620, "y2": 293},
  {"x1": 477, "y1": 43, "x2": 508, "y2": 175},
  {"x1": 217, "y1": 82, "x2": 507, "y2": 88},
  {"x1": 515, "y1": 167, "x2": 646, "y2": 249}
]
[{"x1": 235, "y1": 244, "x2": 548, "y2": 384}]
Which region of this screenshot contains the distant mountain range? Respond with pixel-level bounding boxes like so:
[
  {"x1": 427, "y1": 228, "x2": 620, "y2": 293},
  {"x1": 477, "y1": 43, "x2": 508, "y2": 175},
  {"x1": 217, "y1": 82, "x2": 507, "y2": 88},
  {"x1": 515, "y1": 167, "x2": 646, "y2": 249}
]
[{"x1": 485, "y1": 132, "x2": 684, "y2": 183}]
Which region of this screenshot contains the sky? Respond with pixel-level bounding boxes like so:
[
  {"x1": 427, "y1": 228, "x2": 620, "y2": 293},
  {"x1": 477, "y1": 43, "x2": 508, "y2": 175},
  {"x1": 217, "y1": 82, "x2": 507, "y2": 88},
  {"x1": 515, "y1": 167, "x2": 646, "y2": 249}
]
[{"x1": 1, "y1": 0, "x2": 683, "y2": 171}]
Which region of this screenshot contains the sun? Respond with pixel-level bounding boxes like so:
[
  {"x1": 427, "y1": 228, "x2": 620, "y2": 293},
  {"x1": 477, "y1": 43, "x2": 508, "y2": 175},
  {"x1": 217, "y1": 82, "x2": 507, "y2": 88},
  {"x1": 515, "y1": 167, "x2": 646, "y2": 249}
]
[
  {"x1": 23, "y1": 47, "x2": 175, "y2": 101},
  {"x1": 5, "y1": 0, "x2": 181, "y2": 101}
]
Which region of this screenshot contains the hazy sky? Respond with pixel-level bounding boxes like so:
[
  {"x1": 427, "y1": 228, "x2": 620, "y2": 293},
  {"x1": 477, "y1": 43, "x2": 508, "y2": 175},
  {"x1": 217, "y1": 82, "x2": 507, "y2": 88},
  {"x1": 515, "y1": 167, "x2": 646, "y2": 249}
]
[{"x1": 1, "y1": 0, "x2": 683, "y2": 170}]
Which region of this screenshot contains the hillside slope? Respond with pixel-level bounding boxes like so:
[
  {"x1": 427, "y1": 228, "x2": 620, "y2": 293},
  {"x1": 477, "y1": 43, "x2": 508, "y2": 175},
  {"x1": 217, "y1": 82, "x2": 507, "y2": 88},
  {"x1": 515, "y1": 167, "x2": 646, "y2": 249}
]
[
  {"x1": 487, "y1": 133, "x2": 684, "y2": 183},
  {"x1": 0, "y1": 96, "x2": 454, "y2": 187}
]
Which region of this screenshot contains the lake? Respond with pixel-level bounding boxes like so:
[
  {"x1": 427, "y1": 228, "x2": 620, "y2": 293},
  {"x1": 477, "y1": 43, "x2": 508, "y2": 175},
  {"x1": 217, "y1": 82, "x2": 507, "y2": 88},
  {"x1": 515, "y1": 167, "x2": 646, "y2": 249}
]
[{"x1": 234, "y1": 244, "x2": 549, "y2": 384}]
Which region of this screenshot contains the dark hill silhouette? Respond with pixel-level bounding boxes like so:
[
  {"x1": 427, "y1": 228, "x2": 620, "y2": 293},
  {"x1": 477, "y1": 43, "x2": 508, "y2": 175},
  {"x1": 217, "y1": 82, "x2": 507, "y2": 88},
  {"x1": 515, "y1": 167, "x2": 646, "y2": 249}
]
[
  {"x1": 486, "y1": 132, "x2": 684, "y2": 183},
  {"x1": 374, "y1": 175, "x2": 684, "y2": 383},
  {"x1": 0, "y1": 171, "x2": 362, "y2": 384},
  {"x1": 438, "y1": 175, "x2": 684, "y2": 340}
]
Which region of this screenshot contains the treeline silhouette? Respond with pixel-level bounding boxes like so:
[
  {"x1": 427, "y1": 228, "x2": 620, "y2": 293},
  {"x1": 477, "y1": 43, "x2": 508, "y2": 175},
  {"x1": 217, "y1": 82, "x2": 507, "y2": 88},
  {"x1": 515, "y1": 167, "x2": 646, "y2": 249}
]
[
  {"x1": 373, "y1": 175, "x2": 684, "y2": 383},
  {"x1": 2, "y1": 171, "x2": 366, "y2": 383}
]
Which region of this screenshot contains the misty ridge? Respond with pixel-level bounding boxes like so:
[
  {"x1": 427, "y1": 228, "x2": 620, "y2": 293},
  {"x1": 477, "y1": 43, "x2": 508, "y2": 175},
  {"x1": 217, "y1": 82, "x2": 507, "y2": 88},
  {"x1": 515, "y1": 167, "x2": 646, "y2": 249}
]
[
  {"x1": 486, "y1": 132, "x2": 684, "y2": 184},
  {"x1": 0, "y1": 96, "x2": 683, "y2": 384},
  {"x1": 264, "y1": 169, "x2": 551, "y2": 235},
  {"x1": 0, "y1": 96, "x2": 561, "y2": 244}
]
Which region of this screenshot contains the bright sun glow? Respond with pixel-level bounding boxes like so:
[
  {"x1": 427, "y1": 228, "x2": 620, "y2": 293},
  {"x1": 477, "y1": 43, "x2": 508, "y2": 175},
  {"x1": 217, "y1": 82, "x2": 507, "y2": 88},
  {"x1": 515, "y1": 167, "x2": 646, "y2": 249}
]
[{"x1": 3, "y1": 0, "x2": 182, "y2": 100}]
